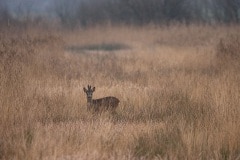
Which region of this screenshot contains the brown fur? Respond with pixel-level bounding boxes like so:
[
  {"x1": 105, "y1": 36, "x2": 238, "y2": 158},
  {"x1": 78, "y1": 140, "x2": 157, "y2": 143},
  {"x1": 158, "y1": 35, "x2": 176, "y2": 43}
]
[{"x1": 83, "y1": 85, "x2": 120, "y2": 112}]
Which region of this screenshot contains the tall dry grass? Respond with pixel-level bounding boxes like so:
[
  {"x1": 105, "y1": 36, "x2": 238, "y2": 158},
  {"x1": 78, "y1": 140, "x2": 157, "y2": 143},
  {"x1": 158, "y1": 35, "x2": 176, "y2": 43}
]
[{"x1": 1, "y1": 25, "x2": 240, "y2": 160}]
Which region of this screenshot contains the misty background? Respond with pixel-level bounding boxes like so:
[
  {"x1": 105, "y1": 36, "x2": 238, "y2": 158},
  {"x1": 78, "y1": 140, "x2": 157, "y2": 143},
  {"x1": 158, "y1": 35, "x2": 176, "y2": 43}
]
[{"x1": 0, "y1": 0, "x2": 240, "y2": 28}]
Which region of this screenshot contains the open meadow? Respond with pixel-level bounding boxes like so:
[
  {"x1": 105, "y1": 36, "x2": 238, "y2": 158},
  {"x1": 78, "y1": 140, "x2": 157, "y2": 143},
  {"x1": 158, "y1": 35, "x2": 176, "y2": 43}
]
[{"x1": 1, "y1": 25, "x2": 240, "y2": 159}]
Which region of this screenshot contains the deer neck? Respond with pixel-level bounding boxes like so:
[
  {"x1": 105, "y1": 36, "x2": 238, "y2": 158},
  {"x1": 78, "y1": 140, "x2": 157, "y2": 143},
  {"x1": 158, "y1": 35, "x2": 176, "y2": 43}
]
[{"x1": 87, "y1": 97, "x2": 93, "y2": 105}]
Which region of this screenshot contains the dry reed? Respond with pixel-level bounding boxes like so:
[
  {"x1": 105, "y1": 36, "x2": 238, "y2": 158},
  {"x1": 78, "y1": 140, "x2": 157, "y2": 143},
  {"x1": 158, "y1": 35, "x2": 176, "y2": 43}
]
[{"x1": 0, "y1": 25, "x2": 240, "y2": 160}]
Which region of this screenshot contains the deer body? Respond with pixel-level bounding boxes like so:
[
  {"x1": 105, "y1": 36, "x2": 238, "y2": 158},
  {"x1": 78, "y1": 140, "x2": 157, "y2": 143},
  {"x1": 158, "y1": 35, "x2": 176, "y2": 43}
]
[{"x1": 84, "y1": 85, "x2": 119, "y2": 112}]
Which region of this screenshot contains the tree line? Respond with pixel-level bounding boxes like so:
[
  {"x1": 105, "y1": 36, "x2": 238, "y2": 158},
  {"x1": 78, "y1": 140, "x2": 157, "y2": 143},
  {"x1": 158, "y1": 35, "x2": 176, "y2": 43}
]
[{"x1": 1, "y1": 0, "x2": 240, "y2": 28}]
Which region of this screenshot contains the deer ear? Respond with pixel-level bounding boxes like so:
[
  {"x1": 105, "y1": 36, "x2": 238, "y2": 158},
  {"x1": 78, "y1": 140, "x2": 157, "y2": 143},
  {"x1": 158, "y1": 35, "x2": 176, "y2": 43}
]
[
  {"x1": 92, "y1": 87, "x2": 95, "y2": 92},
  {"x1": 83, "y1": 87, "x2": 87, "y2": 93}
]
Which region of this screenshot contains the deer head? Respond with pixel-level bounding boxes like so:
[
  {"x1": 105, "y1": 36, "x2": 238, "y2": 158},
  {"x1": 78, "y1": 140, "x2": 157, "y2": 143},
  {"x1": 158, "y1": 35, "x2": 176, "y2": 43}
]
[{"x1": 83, "y1": 85, "x2": 95, "y2": 101}]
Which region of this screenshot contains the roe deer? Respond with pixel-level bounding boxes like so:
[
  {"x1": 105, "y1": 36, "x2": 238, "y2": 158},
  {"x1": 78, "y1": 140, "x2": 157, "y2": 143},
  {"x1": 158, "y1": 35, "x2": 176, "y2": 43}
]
[{"x1": 83, "y1": 85, "x2": 120, "y2": 112}]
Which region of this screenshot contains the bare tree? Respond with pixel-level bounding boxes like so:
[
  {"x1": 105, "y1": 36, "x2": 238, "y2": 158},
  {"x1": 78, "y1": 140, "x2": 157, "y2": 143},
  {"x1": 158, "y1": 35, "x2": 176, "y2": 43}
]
[
  {"x1": 221, "y1": 0, "x2": 240, "y2": 22},
  {"x1": 0, "y1": 0, "x2": 11, "y2": 26},
  {"x1": 54, "y1": 0, "x2": 80, "y2": 28}
]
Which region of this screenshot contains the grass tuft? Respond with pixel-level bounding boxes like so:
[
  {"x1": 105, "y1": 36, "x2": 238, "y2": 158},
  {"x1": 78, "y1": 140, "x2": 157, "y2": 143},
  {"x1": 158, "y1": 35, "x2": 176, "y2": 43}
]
[
  {"x1": 216, "y1": 34, "x2": 240, "y2": 70},
  {"x1": 134, "y1": 126, "x2": 187, "y2": 159}
]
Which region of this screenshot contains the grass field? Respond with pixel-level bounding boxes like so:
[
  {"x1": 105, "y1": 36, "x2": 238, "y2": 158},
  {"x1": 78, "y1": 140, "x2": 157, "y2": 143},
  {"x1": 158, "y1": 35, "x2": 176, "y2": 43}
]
[{"x1": 1, "y1": 24, "x2": 240, "y2": 159}]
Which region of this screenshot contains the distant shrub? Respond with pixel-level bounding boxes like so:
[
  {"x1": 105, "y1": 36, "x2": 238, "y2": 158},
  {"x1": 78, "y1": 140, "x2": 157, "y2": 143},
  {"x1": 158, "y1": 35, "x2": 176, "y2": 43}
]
[
  {"x1": 66, "y1": 43, "x2": 129, "y2": 52},
  {"x1": 216, "y1": 34, "x2": 240, "y2": 70}
]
